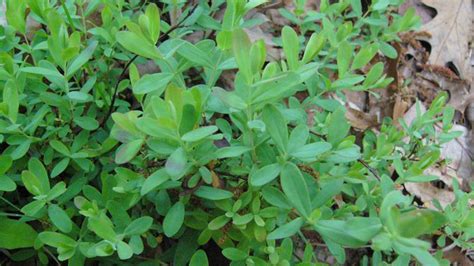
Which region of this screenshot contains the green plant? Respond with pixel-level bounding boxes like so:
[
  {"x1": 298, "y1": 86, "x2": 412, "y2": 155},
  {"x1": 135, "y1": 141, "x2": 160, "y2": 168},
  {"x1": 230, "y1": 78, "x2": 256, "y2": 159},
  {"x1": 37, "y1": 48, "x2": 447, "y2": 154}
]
[{"x1": 0, "y1": 0, "x2": 472, "y2": 265}]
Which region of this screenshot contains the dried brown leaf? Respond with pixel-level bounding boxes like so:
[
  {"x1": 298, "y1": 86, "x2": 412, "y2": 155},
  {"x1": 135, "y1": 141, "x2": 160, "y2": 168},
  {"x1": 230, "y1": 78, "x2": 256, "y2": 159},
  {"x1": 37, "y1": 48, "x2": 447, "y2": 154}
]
[{"x1": 418, "y1": 0, "x2": 472, "y2": 81}]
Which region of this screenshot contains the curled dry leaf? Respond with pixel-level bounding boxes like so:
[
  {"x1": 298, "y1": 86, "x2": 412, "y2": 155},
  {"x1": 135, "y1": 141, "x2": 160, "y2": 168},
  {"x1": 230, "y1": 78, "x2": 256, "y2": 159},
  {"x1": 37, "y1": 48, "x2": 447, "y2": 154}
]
[
  {"x1": 417, "y1": 0, "x2": 472, "y2": 82},
  {"x1": 405, "y1": 182, "x2": 456, "y2": 208},
  {"x1": 345, "y1": 107, "x2": 378, "y2": 131},
  {"x1": 418, "y1": 65, "x2": 472, "y2": 113},
  {"x1": 398, "y1": 32, "x2": 472, "y2": 113}
]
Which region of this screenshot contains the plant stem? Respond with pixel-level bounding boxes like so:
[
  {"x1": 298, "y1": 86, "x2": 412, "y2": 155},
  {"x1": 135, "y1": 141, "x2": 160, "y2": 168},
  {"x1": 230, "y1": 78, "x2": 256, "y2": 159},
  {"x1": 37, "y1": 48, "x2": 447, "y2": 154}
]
[
  {"x1": 0, "y1": 196, "x2": 22, "y2": 213},
  {"x1": 59, "y1": 0, "x2": 75, "y2": 29}
]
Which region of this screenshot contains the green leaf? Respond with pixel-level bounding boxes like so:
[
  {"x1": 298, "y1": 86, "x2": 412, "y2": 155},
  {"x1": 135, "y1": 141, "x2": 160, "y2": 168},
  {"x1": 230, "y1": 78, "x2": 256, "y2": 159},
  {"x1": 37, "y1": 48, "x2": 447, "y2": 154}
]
[
  {"x1": 50, "y1": 140, "x2": 71, "y2": 156},
  {"x1": 289, "y1": 142, "x2": 332, "y2": 161},
  {"x1": 177, "y1": 41, "x2": 214, "y2": 68},
  {"x1": 0, "y1": 218, "x2": 37, "y2": 249},
  {"x1": 117, "y1": 241, "x2": 134, "y2": 260},
  {"x1": 208, "y1": 215, "x2": 231, "y2": 230},
  {"x1": 215, "y1": 146, "x2": 251, "y2": 158},
  {"x1": 74, "y1": 116, "x2": 99, "y2": 131},
  {"x1": 371, "y1": 232, "x2": 392, "y2": 251},
  {"x1": 115, "y1": 139, "x2": 143, "y2": 164},
  {"x1": 51, "y1": 158, "x2": 70, "y2": 178},
  {"x1": 262, "y1": 104, "x2": 288, "y2": 153},
  {"x1": 165, "y1": 148, "x2": 187, "y2": 178},
  {"x1": 21, "y1": 200, "x2": 46, "y2": 217},
  {"x1": 190, "y1": 250, "x2": 209, "y2": 266},
  {"x1": 327, "y1": 107, "x2": 350, "y2": 145},
  {"x1": 232, "y1": 29, "x2": 252, "y2": 83},
  {"x1": 351, "y1": 0, "x2": 362, "y2": 16},
  {"x1": 136, "y1": 117, "x2": 177, "y2": 140},
  {"x1": 337, "y1": 41, "x2": 353, "y2": 77},
  {"x1": 379, "y1": 41, "x2": 398, "y2": 59},
  {"x1": 141, "y1": 169, "x2": 170, "y2": 195},
  {"x1": 10, "y1": 140, "x2": 31, "y2": 160},
  {"x1": 280, "y1": 163, "x2": 311, "y2": 217},
  {"x1": 395, "y1": 209, "x2": 446, "y2": 238},
  {"x1": 0, "y1": 155, "x2": 12, "y2": 175},
  {"x1": 363, "y1": 62, "x2": 384, "y2": 87},
  {"x1": 252, "y1": 72, "x2": 301, "y2": 104},
  {"x1": 250, "y1": 40, "x2": 266, "y2": 73},
  {"x1": 163, "y1": 202, "x2": 185, "y2": 237},
  {"x1": 288, "y1": 124, "x2": 309, "y2": 152},
  {"x1": 267, "y1": 217, "x2": 304, "y2": 240},
  {"x1": 315, "y1": 217, "x2": 382, "y2": 247},
  {"x1": 262, "y1": 186, "x2": 292, "y2": 209},
  {"x1": 133, "y1": 72, "x2": 174, "y2": 95},
  {"x1": 144, "y1": 3, "x2": 160, "y2": 43},
  {"x1": 88, "y1": 215, "x2": 117, "y2": 242},
  {"x1": 222, "y1": 247, "x2": 248, "y2": 261},
  {"x1": 393, "y1": 239, "x2": 439, "y2": 266},
  {"x1": 232, "y1": 213, "x2": 254, "y2": 225},
  {"x1": 21, "y1": 66, "x2": 64, "y2": 80},
  {"x1": 3, "y1": 80, "x2": 18, "y2": 122},
  {"x1": 331, "y1": 75, "x2": 365, "y2": 89},
  {"x1": 351, "y1": 43, "x2": 379, "y2": 70},
  {"x1": 46, "y1": 182, "x2": 67, "y2": 201},
  {"x1": 5, "y1": 0, "x2": 26, "y2": 33},
  {"x1": 0, "y1": 175, "x2": 16, "y2": 192},
  {"x1": 302, "y1": 32, "x2": 325, "y2": 63},
  {"x1": 38, "y1": 231, "x2": 77, "y2": 248},
  {"x1": 326, "y1": 146, "x2": 361, "y2": 163},
  {"x1": 48, "y1": 204, "x2": 73, "y2": 233},
  {"x1": 213, "y1": 87, "x2": 248, "y2": 110},
  {"x1": 116, "y1": 31, "x2": 162, "y2": 59},
  {"x1": 404, "y1": 175, "x2": 439, "y2": 183},
  {"x1": 282, "y1": 26, "x2": 300, "y2": 70},
  {"x1": 372, "y1": 0, "x2": 390, "y2": 11},
  {"x1": 324, "y1": 237, "x2": 346, "y2": 264},
  {"x1": 181, "y1": 126, "x2": 218, "y2": 142},
  {"x1": 67, "y1": 91, "x2": 92, "y2": 102},
  {"x1": 28, "y1": 159, "x2": 53, "y2": 190},
  {"x1": 67, "y1": 40, "x2": 98, "y2": 78},
  {"x1": 194, "y1": 186, "x2": 233, "y2": 200},
  {"x1": 124, "y1": 216, "x2": 153, "y2": 235},
  {"x1": 380, "y1": 191, "x2": 410, "y2": 232},
  {"x1": 250, "y1": 163, "x2": 281, "y2": 187}
]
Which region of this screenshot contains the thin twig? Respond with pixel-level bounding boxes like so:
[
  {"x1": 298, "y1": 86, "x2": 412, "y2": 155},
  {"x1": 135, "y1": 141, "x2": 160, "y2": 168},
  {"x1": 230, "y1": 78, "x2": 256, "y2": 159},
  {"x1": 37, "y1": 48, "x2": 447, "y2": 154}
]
[
  {"x1": 358, "y1": 159, "x2": 381, "y2": 181},
  {"x1": 43, "y1": 247, "x2": 61, "y2": 266},
  {"x1": 59, "y1": 0, "x2": 75, "y2": 29},
  {"x1": 0, "y1": 212, "x2": 25, "y2": 217},
  {"x1": 0, "y1": 196, "x2": 22, "y2": 213},
  {"x1": 442, "y1": 242, "x2": 458, "y2": 253}
]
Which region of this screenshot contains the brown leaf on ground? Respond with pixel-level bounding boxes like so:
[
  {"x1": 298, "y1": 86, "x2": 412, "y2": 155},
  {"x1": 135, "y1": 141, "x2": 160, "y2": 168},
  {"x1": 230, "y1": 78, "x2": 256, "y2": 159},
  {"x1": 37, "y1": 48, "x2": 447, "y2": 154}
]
[
  {"x1": 393, "y1": 95, "x2": 410, "y2": 125},
  {"x1": 405, "y1": 182, "x2": 456, "y2": 208},
  {"x1": 345, "y1": 107, "x2": 378, "y2": 131},
  {"x1": 418, "y1": 65, "x2": 472, "y2": 113},
  {"x1": 397, "y1": 31, "x2": 472, "y2": 113},
  {"x1": 443, "y1": 247, "x2": 474, "y2": 266},
  {"x1": 417, "y1": 0, "x2": 472, "y2": 82}
]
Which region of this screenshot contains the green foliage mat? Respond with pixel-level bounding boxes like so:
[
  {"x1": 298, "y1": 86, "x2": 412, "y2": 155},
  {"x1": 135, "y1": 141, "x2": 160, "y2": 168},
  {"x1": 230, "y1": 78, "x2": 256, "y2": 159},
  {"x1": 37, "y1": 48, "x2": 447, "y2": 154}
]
[{"x1": 0, "y1": 0, "x2": 472, "y2": 265}]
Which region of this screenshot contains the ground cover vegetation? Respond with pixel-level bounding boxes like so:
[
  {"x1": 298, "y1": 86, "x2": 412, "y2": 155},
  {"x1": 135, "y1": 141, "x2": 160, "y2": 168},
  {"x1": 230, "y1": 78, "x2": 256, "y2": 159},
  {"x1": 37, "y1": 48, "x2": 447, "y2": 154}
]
[{"x1": 0, "y1": 0, "x2": 472, "y2": 265}]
